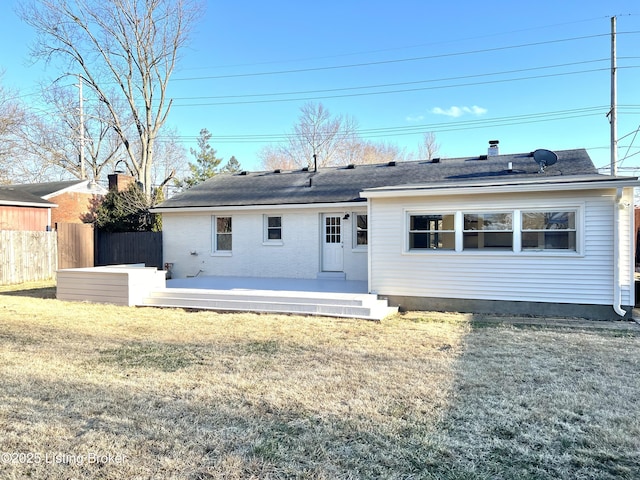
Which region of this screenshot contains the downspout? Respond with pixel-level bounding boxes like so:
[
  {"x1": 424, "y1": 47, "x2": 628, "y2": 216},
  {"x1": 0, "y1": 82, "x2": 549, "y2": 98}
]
[
  {"x1": 367, "y1": 199, "x2": 373, "y2": 294},
  {"x1": 613, "y1": 187, "x2": 626, "y2": 317}
]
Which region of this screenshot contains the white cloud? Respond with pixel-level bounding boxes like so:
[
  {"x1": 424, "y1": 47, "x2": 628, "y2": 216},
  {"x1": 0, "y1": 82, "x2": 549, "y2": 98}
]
[
  {"x1": 431, "y1": 105, "x2": 487, "y2": 117},
  {"x1": 405, "y1": 114, "x2": 425, "y2": 122}
]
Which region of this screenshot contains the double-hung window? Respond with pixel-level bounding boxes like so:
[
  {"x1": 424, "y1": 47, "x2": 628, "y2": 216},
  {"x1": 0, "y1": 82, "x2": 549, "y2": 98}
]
[
  {"x1": 463, "y1": 212, "x2": 513, "y2": 250},
  {"x1": 213, "y1": 216, "x2": 232, "y2": 253},
  {"x1": 521, "y1": 210, "x2": 576, "y2": 251},
  {"x1": 264, "y1": 215, "x2": 282, "y2": 243},
  {"x1": 408, "y1": 214, "x2": 455, "y2": 250},
  {"x1": 355, "y1": 214, "x2": 368, "y2": 248}
]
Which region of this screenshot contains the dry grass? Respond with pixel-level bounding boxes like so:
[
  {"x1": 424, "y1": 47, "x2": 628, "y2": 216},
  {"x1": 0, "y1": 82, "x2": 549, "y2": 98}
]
[{"x1": 0, "y1": 283, "x2": 639, "y2": 479}]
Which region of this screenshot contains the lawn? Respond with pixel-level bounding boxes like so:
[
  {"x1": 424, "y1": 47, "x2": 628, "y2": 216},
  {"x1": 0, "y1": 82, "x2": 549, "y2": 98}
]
[{"x1": 0, "y1": 281, "x2": 639, "y2": 479}]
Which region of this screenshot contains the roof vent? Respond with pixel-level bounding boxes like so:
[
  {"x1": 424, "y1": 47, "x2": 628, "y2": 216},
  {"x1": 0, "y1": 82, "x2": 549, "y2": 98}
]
[
  {"x1": 301, "y1": 166, "x2": 309, "y2": 172},
  {"x1": 346, "y1": 164, "x2": 355, "y2": 169},
  {"x1": 388, "y1": 161, "x2": 396, "y2": 167},
  {"x1": 431, "y1": 157, "x2": 440, "y2": 164},
  {"x1": 239, "y1": 171, "x2": 248, "y2": 176},
  {"x1": 488, "y1": 140, "x2": 500, "y2": 156},
  {"x1": 273, "y1": 169, "x2": 281, "y2": 174},
  {"x1": 479, "y1": 155, "x2": 488, "y2": 160}
]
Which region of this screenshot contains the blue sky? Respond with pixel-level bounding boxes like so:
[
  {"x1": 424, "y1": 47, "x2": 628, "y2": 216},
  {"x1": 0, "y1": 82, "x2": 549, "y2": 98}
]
[{"x1": 1, "y1": 0, "x2": 639, "y2": 174}]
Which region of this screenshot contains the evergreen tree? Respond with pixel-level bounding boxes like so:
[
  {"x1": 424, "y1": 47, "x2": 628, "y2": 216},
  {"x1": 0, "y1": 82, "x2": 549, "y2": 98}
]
[
  {"x1": 221, "y1": 155, "x2": 242, "y2": 174},
  {"x1": 95, "y1": 183, "x2": 162, "y2": 232},
  {"x1": 178, "y1": 128, "x2": 222, "y2": 188}
]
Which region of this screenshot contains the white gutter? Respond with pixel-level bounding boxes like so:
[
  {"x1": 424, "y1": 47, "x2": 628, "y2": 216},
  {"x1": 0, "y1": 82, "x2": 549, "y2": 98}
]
[
  {"x1": 361, "y1": 178, "x2": 640, "y2": 199},
  {"x1": 0, "y1": 200, "x2": 57, "y2": 208},
  {"x1": 152, "y1": 201, "x2": 366, "y2": 214},
  {"x1": 613, "y1": 187, "x2": 626, "y2": 317}
]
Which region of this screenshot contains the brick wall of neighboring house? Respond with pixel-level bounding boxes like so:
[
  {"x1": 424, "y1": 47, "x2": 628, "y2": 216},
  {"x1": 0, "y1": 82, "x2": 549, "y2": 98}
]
[{"x1": 50, "y1": 192, "x2": 103, "y2": 225}]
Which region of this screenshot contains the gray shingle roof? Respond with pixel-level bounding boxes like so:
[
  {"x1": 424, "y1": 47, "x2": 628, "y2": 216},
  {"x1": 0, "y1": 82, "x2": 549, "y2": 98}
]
[
  {"x1": 0, "y1": 187, "x2": 56, "y2": 207},
  {"x1": 158, "y1": 149, "x2": 600, "y2": 209},
  {"x1": 6, "y1": 180, "x2": 87, "y2": 198}
]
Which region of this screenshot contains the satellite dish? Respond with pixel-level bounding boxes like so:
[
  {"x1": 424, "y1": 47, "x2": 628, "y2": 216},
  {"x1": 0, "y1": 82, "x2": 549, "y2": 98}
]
[{"x1": 533, "y1": 149, "x2": 558, "y2": 173}]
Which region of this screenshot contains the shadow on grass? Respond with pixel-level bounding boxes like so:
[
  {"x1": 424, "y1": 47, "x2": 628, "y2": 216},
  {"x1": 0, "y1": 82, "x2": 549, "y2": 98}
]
[
  {"x1": 434, "y1": 319, "x2": 640, "y2": 480},
  {"x1": 0, "y1": 287, "x2": 57, "y2": 299}
]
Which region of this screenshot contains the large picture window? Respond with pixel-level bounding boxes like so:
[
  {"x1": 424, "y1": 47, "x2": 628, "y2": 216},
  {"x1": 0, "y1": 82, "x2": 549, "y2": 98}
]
[
  {"x1": 409, "y1": 214, "x2": 455, "y2": 250},
  {"x1": 521, "y1": 211, "x2": 576, "y2": 251},
  {"x1": 405, "y1": 207, "x2": 579, "y2": 255},
  {"x1": 463, "y1": 212, "x2": 513, "y2": 250},
  {"x1": 213, "y1": 216, "x2": 232, "y2": 252}
]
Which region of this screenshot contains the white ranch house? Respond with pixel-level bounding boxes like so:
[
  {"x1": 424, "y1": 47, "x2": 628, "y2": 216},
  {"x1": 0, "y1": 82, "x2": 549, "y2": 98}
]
[{"x1": 154, "y1": 148, "x2": 639, "y2": 320}]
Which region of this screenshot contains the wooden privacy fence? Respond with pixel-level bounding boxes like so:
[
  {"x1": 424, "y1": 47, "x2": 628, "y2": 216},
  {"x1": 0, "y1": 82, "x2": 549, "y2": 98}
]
[
  {"x1": 0, "y1": 230, "x2": 58, "y2": 285},
  {"x1": 95, "y1": 231, "x2": 163, "y2": 269},
  {"x1": 57, "y1": 222, "x2": 94, "y2": 269}
]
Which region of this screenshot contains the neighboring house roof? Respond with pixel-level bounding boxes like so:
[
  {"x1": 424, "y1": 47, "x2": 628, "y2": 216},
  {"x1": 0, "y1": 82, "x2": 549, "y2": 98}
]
[
  {"x1": 155, "y1": 149, "x2": 608, "y2": 210},
  {"x1": 0, "y1": 187, "x2": 56, "y2": 208},
  {"x1": 6, "y1": 179, "x2": 108, "y2": 199}
]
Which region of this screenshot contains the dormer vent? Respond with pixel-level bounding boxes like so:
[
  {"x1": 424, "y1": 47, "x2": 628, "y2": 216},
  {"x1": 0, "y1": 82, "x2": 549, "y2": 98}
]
[
  {"x1": 346, "y1": 164, "x2": 355, "y2": 169},
  {"x1": 239, "y1": 171, "x2": 248, "y2": 176},
  {"x1": 274, "y1": 169, "x2": 281, "y2": 174},
  {"x1": 301, "y1": 166, "x2": 309, "y2": 172},
  {"x1": 431, "y1": 157, "x2": 440, "y2": 164},
  {"x1": 479, "y1": 155, "x2": 488, "y2": 160},
  {"x1": 388, "y1": 161, "x2": 396, "y2": 167}
]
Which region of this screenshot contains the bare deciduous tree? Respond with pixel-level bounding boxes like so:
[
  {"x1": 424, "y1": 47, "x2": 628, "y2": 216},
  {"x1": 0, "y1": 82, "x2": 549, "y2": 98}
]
[
  {"x1": 260, "y1": 102, "x2": 358, "y2": 170},
  {"x1": 259, "y1": 102, "x2": 407, "y2": 170},
  {"x1": 17, "y1": 83, "x2": 128, "y2": 182},
  {"x1": 19, "y1": 0, "x2": 202, "y2": 196},
  {"x1": 0, "y1": 76, "x2": 27, "y2": 183},
  {"x1": 418, "y1": 132, "x2": 440, "y2": 161}
]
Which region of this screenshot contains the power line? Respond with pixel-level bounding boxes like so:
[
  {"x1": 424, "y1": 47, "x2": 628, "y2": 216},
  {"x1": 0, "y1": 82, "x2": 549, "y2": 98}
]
[
  {"x1": 157, "y1": 106, "x2": 609, "y2": 144},
  {"x1": 177, "y1": 15, "x2": 620, "y2": 73},
  {"x1": 171, "y1": 59, "x2": 611, "y2": 101},
  {"x1": 172, "y1": 68, "x2": 626, "y2": 107},
  {"x1": 173, "y1": 32, "x2": 633, "y2": 82}
]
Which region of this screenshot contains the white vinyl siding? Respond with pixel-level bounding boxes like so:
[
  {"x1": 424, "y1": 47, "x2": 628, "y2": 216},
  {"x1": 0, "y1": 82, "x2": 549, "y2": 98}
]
[{"x1": 369, "y1": 190, "x2": 633, "y2": 307}]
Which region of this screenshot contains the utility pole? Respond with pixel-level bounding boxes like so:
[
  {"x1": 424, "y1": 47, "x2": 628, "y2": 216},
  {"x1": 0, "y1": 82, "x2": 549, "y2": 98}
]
[
  {"x1": 77, "y1": 74, "x2": 86, "y2": 180},
  {"x1": 610, "y1": 16, "x2": 618, "y2": 176}
]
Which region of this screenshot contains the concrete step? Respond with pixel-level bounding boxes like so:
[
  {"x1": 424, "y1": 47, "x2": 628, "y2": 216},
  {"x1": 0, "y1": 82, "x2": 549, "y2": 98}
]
[{"x1": 140, "y1": 288, "x2": 397, "y2": 320}]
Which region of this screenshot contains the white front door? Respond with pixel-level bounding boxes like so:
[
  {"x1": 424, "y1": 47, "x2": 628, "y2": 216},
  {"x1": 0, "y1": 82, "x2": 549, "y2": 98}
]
[{"x1": 322, "y1": 214, "x2": 344, "y2": 272}]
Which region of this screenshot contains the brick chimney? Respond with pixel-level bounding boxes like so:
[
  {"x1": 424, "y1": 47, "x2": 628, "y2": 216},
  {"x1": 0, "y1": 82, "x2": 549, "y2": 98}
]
[{"x1": 108, "y1": 173, "x2": 136, "y2": 192}]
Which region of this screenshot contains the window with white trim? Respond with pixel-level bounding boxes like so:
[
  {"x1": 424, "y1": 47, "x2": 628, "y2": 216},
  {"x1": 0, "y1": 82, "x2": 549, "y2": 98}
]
[
  {"x1": 264, "y1": 215, "x2": 282, "y2": 242},
  {"x1": 213, "y1": 216, "x2": 232, "y2": 252},
  {"x1": 463, "y1": 212, "x2": 513, "y2": 250},
  {"x1": 405, "y1": 207, "x2": 579, "y2": 254},
  {"x1": 355, "y1": 214, "x2": 368, "y2": 248},
  {"x1": 521, "y1": 210, "x2": 576, "y2": 251},
  {"x1": 408, "y1": 214, "x2": 455, "y2": 250}
]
